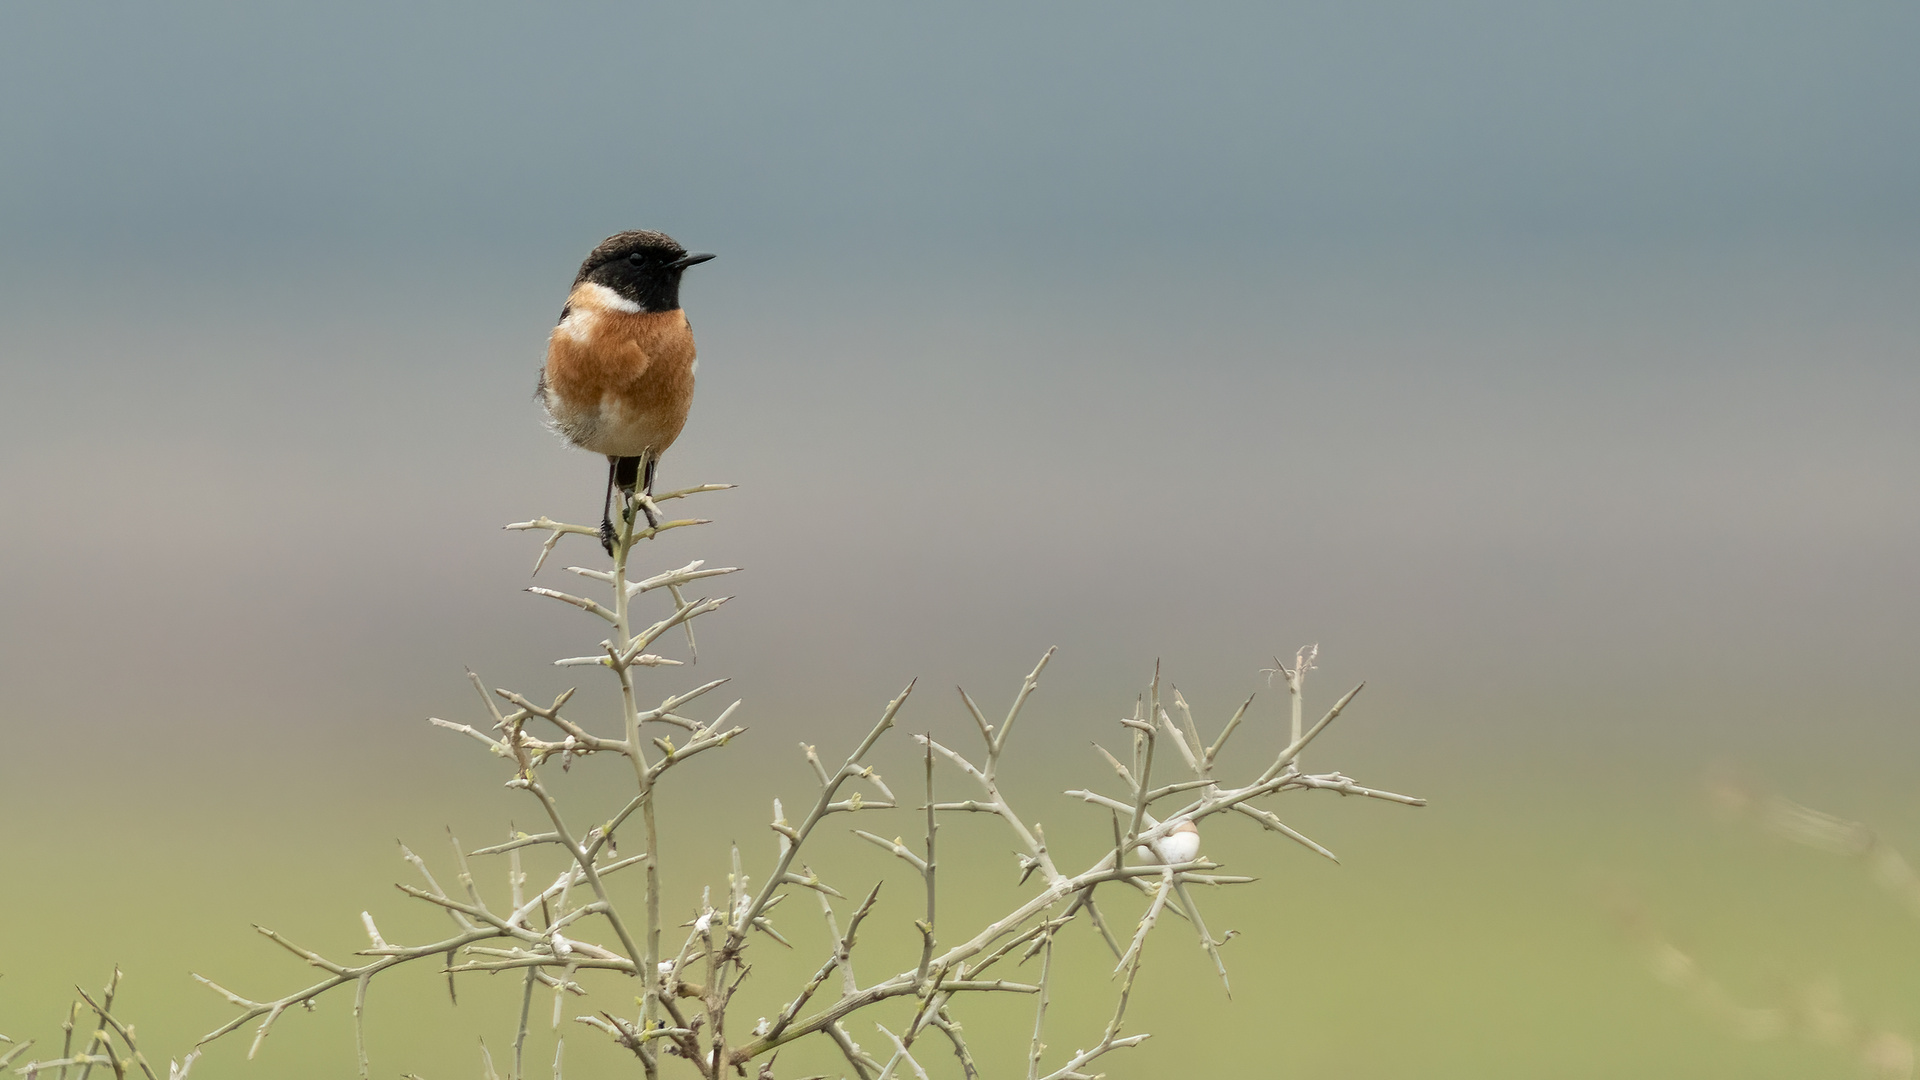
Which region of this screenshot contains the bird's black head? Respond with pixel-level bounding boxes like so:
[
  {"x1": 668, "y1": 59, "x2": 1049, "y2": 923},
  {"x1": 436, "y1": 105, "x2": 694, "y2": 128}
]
[{"x1": 574, "y1": 230, "x2": 715, "y2": 312}]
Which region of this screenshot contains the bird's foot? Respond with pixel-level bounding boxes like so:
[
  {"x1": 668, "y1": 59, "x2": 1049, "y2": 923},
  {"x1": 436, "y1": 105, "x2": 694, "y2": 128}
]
[{"x1": 599, "y1": 518, "x2": 618, "y2": 557}]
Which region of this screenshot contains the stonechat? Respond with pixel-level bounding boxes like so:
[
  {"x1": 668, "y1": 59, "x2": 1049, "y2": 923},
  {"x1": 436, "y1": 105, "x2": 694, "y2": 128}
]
[{"x1": 538, "y1": 230, "x2": 714, "y2": 553}]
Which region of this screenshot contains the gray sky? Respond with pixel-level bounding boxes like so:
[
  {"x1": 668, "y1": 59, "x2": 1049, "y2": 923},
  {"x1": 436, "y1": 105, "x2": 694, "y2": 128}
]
[{"x1": 4, "y1": 2, "x2": 1916, "y2": 262}]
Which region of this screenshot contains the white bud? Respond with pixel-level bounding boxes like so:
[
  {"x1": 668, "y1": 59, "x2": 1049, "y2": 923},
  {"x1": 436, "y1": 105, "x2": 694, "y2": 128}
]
[{"x1": 1137, "y1": 820, "x2": 1201, "y2": 865}]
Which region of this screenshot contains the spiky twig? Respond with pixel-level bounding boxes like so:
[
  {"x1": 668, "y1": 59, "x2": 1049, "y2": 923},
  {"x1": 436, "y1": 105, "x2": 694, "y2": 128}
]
[{"x1": 173, "y1": 483, "x2": 1418, "y2": 1079}]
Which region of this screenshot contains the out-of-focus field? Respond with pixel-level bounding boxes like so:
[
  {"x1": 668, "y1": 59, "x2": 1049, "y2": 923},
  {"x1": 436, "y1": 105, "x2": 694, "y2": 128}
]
[
  {"x1": 7, "y1": 721, "x2": 1916, "y2": 1078},
  {"x1": 5, "y1": 4, "x2": 1918, "y2": 1075},
  {"x1": 4, "y1": 251, "x2": 1912, "y2": 1076},
  {"x1": 4, "y1": 247, "x2": 1915, "y2": 1077}
]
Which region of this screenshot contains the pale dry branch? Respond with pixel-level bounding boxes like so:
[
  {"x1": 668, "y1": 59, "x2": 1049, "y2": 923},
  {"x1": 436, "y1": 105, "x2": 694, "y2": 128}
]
[
  {"x1": 728, "y1": 681, "x2": 915, "y2": 954},
  {"x1": 850, "y1": 830, "x2": 927, "y2": 873},
  {"x1": 1026, "y1": 924, "x2": 1056, "y2": 1080},
  {"x1": 168, "y1": 481, "x2": 1419, "y2": 1079},
  {"x1": 1159, "y1": 701, "x2": 1202, "y2": 778},
  {"x1": 1228, "y1": 803, "x2": 1340, "y2": 862},
  {"x1": 873, "y1": 1024, "x2": 930, "y2": 1080},
  {"x1": 1258, "y1": 679, "x2": 1361, "y2": 784},
  {"x1": 1204, "y1": 693, "x2": 1258, "y2": 771},
  {"x1": 918, "y1": 742, "x2": 938, "y2": 985}
]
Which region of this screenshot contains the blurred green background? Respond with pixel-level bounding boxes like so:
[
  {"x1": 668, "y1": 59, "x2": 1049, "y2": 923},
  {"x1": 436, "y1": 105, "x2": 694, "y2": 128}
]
[{"x1": 4, "y1": 2, "x2": 1918, "y2": 1076}]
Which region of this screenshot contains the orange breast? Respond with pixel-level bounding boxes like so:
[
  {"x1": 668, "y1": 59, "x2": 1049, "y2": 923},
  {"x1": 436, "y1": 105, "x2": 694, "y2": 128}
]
[{"x1": 543, "y1": 289, "x2": 698, "y2": 458}]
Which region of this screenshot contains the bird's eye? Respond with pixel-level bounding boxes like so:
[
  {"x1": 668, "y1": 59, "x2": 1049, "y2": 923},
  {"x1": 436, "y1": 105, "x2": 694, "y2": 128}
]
[{"x1": 627, "y1": 252, "x2": 645, "y2": 266}]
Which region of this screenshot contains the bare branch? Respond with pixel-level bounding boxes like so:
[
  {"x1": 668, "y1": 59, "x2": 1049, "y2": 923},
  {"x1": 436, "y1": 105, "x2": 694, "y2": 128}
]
[
  {"x1": 1203, "y1": 693, "x2": 1258, "y2": 769},
  {"x1": 919, "y1": 741, "x2": 938, "y2": 985},
  {"x1": 1026, "y1": 925, "x2": 1057, "y2": 1080},
  {"x1": 187, "y1": 493, "x2": 1423, "y2": 1080},
  {"x1": 991, "y1": 647, "x2": 1055, "y2": 760},
  {"x1": 731, "y1": 681, "x2": 914, "y2": 949},
  {"x1": 956, "y1": 687, "x2": 993, "y2": 749},
  {"x1": 850, "y1": 830, "x2": 926, "y2": 872},
  {"x1": 1228, "y1": 804, "x2": 1340, "y2": 863},
  {"x1": 1259, "y1": 681, "x2": 1362, "y2": 784}
]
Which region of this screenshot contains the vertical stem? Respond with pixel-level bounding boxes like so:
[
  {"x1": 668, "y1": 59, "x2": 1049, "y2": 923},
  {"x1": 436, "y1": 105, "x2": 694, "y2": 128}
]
[
  {"x1": 56, "y1": 1000, "x2": 79, "y2": 1080},
  {"x1": 1026, "y1": 932, "x2": 1054, "y2": 1080},
  {"x1": 1288, "y1": 669, "x2": 1303, "y2": 768},
  {"x1": 642, "y1": 793, "x2": 663, "y2": 1048},
  {"x1": 512, "y1": 967, "x2": 535, "y2": 1080},
  {"x1": 74, "y1": 967, "x2": 121, "y2": 1080},
  {"x1": 611, "y1": 503, "x2": 640, "y2": 764},
  {"x1": 1126, "y1": 721, "x2": 1156, "y2": 847},
  {"x1": 919, "y1": 741, "x2": 937, "y2": 983},
  {"x1": 703, "y1": 913, "x2": 723, "y2": 1080},
  {"x1": 352, "y1": 973, "x2": 371, "y2": 1080},
  {"x1": 611, "y1": 509, "x2": 661, "y2": 1079}
]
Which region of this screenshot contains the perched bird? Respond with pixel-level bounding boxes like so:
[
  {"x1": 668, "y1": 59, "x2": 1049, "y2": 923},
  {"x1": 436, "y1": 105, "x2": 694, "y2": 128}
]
[
  {"x1": 538, "y1": 230, "x2": 715, "y2": 553},
  {"x1": 1136, "y1": 819, "x2": 1202, "y2": 865}
]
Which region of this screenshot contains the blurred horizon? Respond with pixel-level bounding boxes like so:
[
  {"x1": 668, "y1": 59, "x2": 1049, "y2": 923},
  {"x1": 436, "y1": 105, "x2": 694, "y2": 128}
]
[{"x1": 4, "y1": 3, "x2": 1918, "y2": 1077}]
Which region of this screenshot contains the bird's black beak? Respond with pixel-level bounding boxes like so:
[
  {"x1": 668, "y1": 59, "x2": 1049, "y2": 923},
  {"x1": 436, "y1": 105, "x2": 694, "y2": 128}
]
[{"x1": 671, "y1": 252, "x2": 716, "y2": 270}]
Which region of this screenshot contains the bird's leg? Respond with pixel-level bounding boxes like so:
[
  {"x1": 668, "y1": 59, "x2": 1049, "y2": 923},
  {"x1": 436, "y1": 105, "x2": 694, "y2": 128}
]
[
  {"x1": 599, "y1": 456, "x2": 620, "y2": 556},
  {"x1": 606, "y1": 455, "x2": 654, "y2": 537}
]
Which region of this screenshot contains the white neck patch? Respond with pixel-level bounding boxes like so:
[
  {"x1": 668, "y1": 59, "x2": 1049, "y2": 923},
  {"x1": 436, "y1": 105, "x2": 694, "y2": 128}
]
[{"x1": 579, "y1": 281, "x2": 644, "y2": 314}]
